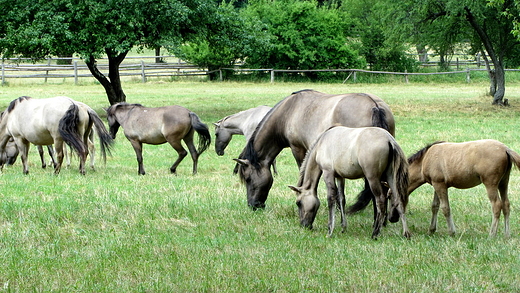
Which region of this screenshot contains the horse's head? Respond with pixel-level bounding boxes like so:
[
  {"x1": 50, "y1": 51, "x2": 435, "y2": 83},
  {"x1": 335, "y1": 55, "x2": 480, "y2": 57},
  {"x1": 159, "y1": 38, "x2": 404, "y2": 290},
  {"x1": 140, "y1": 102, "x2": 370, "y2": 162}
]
[
  {"x1": 234, "y1": 158, "x2": 273, "y2": 209},
  {"x1": 289, "y1": 185, "x2": 320, "y2": 229},
  {"x1": 214, "y1": 121, "x2": 231, "y2": 156},
  {"x1": 105, "y1": 106, "x2": 121, "y2": 139}
]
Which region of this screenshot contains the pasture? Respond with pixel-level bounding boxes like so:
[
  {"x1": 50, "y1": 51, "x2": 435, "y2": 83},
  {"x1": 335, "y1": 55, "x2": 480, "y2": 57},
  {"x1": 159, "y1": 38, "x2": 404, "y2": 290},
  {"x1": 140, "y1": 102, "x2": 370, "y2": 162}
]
[{"x1": 1, "y1": 80, "x2": 520, "y2": 292}]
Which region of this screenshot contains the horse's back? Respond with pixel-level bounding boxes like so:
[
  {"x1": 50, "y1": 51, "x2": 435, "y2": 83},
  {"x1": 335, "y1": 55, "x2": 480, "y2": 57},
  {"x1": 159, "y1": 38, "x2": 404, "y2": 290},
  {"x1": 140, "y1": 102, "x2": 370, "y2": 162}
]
[
  {"x1": 279, "y1": 91, "x2": 395, "y2": 149},
  {"x1": 315, "y1": 127, "x2": 392, "y2": 179},
  {"x1": 423, "y1": 139, "x2": 509, "y2": 188}
]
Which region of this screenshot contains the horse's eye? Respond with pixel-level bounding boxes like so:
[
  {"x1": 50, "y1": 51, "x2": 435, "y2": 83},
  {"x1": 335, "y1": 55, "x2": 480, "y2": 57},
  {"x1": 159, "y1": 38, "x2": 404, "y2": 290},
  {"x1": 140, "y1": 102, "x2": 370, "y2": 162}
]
[{"x1": 296, "y1": 200, "x2": 301, "y2": 207}]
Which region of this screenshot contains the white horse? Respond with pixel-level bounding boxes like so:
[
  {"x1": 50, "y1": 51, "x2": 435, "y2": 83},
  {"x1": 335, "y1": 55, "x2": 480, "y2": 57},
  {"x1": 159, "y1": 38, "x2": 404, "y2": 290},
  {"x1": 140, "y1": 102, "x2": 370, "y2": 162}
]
[
  {"x1": 214, "y1": 105, "x2": 278, "y2": 173},
  {"x1": 0, "y1": 96, "x2": 112, "y2": 174}
]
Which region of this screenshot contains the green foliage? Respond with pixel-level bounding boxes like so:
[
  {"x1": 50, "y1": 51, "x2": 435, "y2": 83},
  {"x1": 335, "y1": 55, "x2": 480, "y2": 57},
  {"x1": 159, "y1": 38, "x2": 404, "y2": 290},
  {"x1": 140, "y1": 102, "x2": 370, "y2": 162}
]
[
  {"x1": 242, "y1": 0, "x2": 365, "y2": 78},
  {"x1": 174, "y1": 2, "x2": 270, "y2": 80}
]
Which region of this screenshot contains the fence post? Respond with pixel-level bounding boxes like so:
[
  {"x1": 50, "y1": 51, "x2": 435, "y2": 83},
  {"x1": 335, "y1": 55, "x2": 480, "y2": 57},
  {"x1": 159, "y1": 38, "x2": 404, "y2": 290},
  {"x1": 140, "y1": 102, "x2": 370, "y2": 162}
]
[
  {"x1": 353, "y1": 71, "x2": 357, "y2": 82},
  {"x1": 466, "y1": 68, "x2": 470, "y2": 83},
  {"x1": 74, "y1": 61, "x2": 78, "y2": 85},
  {"x1": 45, "y1": 58, "x2": 51, "y2": 83},
  {"x1": 219, "y1": 69, "x2": 223, "y2": 81},
  {"x1": 404, "y1": 69, "x2": 409, "y2": 83},
  {"x1": 270, "y1": 69, "x2": 275, "y2": 83},
  {"x1": 141, "y1": 61, "x2": 146, "y2": 83},
  {"x1": 1, "y1": 61, "x2": 4, "y2": 86}
]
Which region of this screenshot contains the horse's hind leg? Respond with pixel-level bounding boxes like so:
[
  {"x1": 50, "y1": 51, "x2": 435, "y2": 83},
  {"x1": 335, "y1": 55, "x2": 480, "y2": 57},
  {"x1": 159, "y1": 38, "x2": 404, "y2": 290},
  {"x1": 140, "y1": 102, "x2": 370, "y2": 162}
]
[
  {"x1": 181, "y1": 131, "x2": 198, "y2": 174},
  {"x1": 485, "y1": 182, "x2": 503, "y2": 237},
  {"x1": 367, "y1": 177, "x2": 386, "y2": 239},
  {"x1": 37, "y1": 145, "x2": 46, "y2": 168},
  {"x1": 167, "y1": 138, "x2": 188, "y2": 174},
  {"x1": 53, "y1": 140, "x2": 66, "y2": 175},
  {"x1": 498, "y1": 176, "x2": 511, "y2": 237}
]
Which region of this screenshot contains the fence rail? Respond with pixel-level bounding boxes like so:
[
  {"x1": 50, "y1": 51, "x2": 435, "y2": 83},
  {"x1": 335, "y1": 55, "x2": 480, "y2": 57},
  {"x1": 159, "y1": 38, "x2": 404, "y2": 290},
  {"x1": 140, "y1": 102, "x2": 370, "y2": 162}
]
[{"x1": 2, "y1": 55, "x2": 519, "y2": 84}]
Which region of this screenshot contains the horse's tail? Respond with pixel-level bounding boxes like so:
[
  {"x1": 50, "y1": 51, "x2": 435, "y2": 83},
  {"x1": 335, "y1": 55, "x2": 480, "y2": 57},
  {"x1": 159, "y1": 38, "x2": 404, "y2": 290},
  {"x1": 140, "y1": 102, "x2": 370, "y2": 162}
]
[
  {"x1": 386, "y1": 139, "x2": 410, "y2": 223},
  {"x1": 506, "y1": 147, "x2": 520, "y2": 170},
  {"x1": 87, "y1": 108, "x2": 114, "y2": 163},
  {"x1": 59, "y1": 103, "x2": 86, "y2": 158},
  {"x1": 189, "y1": 112, "x2": 211, "y2": 155},
  {"x1": 371, "y1": 106, "x2": 390, "y2": 132}
]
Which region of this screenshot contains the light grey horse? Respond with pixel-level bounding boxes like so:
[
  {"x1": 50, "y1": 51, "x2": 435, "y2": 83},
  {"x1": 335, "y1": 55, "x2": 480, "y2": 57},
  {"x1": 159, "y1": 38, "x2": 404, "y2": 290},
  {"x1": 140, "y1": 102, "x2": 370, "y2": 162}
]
[
  {"x1": 214, "y1": 105, "x2": 277, "y2": 174},
  {"x1": 289, "y1": 126, "x2": 410, "y2": 239}
]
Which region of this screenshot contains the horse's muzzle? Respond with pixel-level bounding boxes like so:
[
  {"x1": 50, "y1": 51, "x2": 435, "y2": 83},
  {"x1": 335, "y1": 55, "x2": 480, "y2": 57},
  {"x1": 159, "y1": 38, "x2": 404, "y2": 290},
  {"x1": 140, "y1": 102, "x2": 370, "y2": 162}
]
[{"x1": 248, "y1": 201, "x2": 266, "y2": 210}]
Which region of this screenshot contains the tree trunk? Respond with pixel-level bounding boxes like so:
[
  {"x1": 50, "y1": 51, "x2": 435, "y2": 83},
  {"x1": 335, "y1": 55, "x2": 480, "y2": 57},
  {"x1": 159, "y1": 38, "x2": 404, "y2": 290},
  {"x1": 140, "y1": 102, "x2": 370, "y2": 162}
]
[
  {"x1": 465, "y1": 6, "x2": 506, "y2": 105},
  {"x1": 84, "y1": 50, "x2": 128, "y2": 105},
  {"x1": 480, "y1": 50, "x2": 496, "y2": 96}
]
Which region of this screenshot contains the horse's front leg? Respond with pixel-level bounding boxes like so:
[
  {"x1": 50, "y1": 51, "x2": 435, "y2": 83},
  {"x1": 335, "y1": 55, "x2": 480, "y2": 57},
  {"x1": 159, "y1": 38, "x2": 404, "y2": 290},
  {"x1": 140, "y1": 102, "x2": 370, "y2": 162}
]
[
  {"x1": 336, "y1": 177, "x2": 347, "y2": 233},
  {"x1": 16, "y1": 139, "x2": 30, "y2": 175},
  {"x1": 130, "y1": 140, "x2": 146, "y2": 175},
  {"x1": 323, "y1": 172, "x2": 337, "y2": 237},
  {"x1": 433, "y1": 183, "x2": 455, "y2": 236}
]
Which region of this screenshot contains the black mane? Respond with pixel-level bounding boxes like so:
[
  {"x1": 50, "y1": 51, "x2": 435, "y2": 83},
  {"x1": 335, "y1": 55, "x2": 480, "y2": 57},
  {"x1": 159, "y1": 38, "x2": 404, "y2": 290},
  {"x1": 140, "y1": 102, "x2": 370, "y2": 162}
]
[
  {"x1": 7, "y1": 96, "x2": 32, "y2": 113},
  {"x1": 408, "y1": 141, "x2": 445, "y2": 164}
]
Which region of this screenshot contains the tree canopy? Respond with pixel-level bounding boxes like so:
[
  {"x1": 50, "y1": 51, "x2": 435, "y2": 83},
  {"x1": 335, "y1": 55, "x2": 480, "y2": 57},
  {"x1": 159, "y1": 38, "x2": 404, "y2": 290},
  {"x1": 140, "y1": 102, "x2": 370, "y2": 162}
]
[{"x1": 0, "y1": 0, "x2": 215, "y2": 104}]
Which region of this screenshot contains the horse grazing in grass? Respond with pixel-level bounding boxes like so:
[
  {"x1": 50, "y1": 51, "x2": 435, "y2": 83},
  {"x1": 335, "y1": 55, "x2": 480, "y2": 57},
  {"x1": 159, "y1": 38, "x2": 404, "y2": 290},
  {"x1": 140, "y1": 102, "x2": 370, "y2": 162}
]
[
  {"x1": 234, "y1": 90, "x2": 395, "y2": 209},
  {"x1": 407, "y1": 140, "x2": 520, "y2": 237},
  {"x1": 106, "y1": 102, "x2": 211, "y2": 175},
  {"x1": 289, "y1": 126, "x2": 410, "y2": 239},
  {"x1": 0, "y1": 96, "x2": 113, "y2": 175},
  {"x1": 214, "y1": 105, "x2": 272, "y2": 156},
  {"x1": 214, "y1": 105, "x2": 277, "y2": 174}
]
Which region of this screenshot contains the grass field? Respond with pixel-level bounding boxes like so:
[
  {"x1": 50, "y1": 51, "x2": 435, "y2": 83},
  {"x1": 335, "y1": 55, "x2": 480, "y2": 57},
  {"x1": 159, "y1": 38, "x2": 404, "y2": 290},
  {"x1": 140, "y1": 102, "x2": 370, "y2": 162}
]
[{"x1": 1, "y1": 79, "x2": 520, "y2": 292}]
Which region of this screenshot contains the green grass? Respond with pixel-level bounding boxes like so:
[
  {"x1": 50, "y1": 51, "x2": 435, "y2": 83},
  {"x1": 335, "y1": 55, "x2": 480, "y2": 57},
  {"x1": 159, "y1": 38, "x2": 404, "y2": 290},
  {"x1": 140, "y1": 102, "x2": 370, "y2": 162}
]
[{"x1": 1, "y1": 80, "x2": 520, "y2": 292}]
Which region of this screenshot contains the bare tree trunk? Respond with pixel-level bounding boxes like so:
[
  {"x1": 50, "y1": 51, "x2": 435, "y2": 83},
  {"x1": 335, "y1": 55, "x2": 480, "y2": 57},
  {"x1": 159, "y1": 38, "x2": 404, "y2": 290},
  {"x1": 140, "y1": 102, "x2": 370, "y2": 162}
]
[
  {"x1": 465, "y1": 6, "x2": 506, "y2": 105},
  {"x1": 84, "y1": 50, "x2": 128, "y2": 105}
]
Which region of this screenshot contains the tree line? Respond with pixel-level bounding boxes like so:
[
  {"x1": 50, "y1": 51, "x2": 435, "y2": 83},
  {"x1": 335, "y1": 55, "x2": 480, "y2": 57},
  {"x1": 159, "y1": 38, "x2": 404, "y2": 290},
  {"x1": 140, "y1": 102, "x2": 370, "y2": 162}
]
[{"x1": 1, "y1": 0, "x2": 519, "y2": 105}]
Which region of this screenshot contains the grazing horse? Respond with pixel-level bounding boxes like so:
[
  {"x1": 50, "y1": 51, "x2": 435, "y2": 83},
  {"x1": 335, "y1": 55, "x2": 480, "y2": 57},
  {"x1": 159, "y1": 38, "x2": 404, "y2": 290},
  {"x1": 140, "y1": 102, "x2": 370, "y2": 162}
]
[
  {"x1": 289, "y1": 126, "x2": 410, "y2": 239},
  {"x1": 234, "y1": 90, "x2": 395, "y2": 209},
  {"x1": 106, "y1": 102, "x2": 211, "y2": 175},
  {"x1": 0, "y1": 137, "x2": 18, "y2": 165},
  {"x1": 214, "y1": 105, "x2": 277, "y2": 174},
  {"x1": 407, "y1": 140, "x2": 520, "y2": 237},
  {"x1": 0, "y1": 96, "x2": 113, "y2": 175}
]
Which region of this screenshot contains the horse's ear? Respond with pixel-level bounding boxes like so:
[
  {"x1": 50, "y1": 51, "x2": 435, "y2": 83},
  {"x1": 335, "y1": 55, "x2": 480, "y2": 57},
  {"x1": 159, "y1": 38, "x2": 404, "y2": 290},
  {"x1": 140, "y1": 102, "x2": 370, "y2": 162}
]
[
  {"x1": 288, "y1": 185, "x2": 301, "y2": 194},
  {"x1": 233, "y1": 158, "x2": 249, "y2": 166},
  {"x1": 213, "y1": 122, "x2": 220, "y2": 127}
]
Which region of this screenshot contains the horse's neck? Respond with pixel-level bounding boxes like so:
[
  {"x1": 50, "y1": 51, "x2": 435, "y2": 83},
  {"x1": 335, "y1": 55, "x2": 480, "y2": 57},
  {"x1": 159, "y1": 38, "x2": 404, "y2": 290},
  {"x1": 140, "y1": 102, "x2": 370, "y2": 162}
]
[
  {"x1": 222, "y1": 117, "x2": 245, "y2": 136},
  {"x1": 407, "y1": 160, "x2": 426, "y2": 193},
  {"x1": 299, "y1": 150, "x2": 322, "y2": 190}
]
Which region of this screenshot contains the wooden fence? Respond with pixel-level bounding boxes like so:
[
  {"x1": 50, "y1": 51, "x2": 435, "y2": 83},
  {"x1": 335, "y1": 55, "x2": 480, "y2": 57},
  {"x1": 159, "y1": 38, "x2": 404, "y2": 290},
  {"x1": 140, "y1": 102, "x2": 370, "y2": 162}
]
[{"x1": 2, "y1": 54, "x2": 519, "y2": 84}]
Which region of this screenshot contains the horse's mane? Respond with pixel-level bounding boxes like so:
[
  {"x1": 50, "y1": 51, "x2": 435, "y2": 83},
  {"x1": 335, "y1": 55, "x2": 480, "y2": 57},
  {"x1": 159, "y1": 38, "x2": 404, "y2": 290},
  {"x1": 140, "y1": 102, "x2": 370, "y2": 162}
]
[
  {"x1": 7, "y1": 96, "x2": 32, "y2": 113},
  {"x1": 408, "y1": 141, "x2": 445, "y2": 164},
  {"x1": 106, "y1": 102, "x2": 143, "y2": 116}
]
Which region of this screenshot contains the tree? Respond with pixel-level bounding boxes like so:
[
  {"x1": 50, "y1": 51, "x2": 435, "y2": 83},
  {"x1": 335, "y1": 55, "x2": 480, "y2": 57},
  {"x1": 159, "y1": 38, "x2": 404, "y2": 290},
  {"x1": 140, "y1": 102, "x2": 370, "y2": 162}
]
[
  {"x1": 380, "y1": 0, "x2": 520, "y2": 105},
  {"x1": 0, "y1": 0, "x2": 214, "y2": 105},
  {"x1": 173, "y1": 2, "x2": 270, "y2": 80},
  {"x1": 241, "y1": 0, "x2": 365, "y2": 79}
]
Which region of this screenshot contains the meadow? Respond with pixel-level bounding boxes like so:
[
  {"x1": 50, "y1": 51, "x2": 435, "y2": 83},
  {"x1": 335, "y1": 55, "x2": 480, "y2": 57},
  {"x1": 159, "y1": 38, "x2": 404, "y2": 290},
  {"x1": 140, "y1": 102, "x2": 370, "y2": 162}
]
[{"x1": 1, "y1": 78, "x2": 520, "y2": 292}]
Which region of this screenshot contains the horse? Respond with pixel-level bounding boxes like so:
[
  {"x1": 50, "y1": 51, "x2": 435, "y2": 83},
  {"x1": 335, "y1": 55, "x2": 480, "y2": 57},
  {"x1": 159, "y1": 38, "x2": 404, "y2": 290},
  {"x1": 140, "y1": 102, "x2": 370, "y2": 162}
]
[
  {"x1": 234, "y1": 90, "x2": 395, "y2": 209},
  {"x1": 105, "y1": 102, "x2": 211, "y2": 175},
  {"x1": 289, "y1": 126, "x2": 410, "y2": 239},
  {"x1": 214, "y1": 105, "x2": 277, "y2": 174},
  {"x1": 407, "y1": 140, "x2": 520, "y2": 237},
  {"x1": 0, "y1": 96, "x2": 113, "y2": 175}
]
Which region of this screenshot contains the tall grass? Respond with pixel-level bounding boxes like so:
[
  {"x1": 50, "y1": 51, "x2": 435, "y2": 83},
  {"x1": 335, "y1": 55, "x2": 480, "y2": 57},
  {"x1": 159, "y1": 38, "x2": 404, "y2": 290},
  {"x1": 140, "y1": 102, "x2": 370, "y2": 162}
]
[{"x1": 1, "y1": 80, "x2": 520, "y2": 292}]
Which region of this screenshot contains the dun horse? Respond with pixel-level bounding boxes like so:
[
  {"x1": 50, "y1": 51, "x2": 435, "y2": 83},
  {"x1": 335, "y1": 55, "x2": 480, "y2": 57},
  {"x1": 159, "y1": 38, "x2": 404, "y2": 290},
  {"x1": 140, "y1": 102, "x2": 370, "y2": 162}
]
[
  {"x1": 234, "y1": 90, "x2": 395, "y2": 209},
  {"x1": 0, "y1": 96, "x2": 113, "y2": 174},
  {"x1": 407, "y1": 140, "x2": 520, "y2": 237},
  {"x1": 106, "y1": 102, "x2": 211, "y2": 175},
  {"x1": 289, "y1": 126, "x2": 410, "y2": 239},
  {"x1": 214, "y1": 105, "x2": 277, "y2": 173}
]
